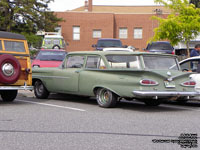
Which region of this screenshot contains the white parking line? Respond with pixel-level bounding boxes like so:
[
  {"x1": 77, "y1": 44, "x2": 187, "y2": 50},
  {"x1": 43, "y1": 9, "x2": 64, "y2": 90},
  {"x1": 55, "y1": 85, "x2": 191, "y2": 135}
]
[{"x1": 16, "y1": 99, "x2": 86, "y2": 112}]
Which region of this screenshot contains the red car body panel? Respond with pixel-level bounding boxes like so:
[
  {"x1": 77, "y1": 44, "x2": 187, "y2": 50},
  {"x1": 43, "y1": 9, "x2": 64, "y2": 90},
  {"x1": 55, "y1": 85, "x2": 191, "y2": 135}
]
[{"x1": 32, "y1": 60, "x2": 62, "y2": 68}]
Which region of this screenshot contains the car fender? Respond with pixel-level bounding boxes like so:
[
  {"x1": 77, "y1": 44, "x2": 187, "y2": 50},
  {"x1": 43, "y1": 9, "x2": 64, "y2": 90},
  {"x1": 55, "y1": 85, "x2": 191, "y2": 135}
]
[{"x1": 93, "y1": 85, "x2": 120, "y2": 96}]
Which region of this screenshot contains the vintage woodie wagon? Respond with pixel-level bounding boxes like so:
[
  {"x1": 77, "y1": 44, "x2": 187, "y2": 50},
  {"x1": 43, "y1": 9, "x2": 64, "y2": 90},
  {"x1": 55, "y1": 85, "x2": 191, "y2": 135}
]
[{"x1": 0, "y1": 31, "x2": 33, "y2": 102}]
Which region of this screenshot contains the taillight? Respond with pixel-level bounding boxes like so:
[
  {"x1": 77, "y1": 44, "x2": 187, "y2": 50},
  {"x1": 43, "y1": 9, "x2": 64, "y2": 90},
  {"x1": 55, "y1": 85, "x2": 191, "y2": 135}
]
[
  {"x1": 181, "y1": 81, "x2": 196, "y2": 86},
  {"x1": 172, "y1": 51, "x2": 175, "y2": 55},
  {"x1": 140, "y1": 79, "x2": 158, "y2": 85}
]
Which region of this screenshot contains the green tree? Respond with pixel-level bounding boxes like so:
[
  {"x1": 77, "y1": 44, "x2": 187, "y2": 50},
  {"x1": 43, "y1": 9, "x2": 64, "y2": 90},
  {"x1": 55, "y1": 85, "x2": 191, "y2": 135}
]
[
  {"x1": 152, "y1": 0, "x2": 200, "y2": 56},
  {"x1": 0, "y1": 0, "x2": 63, "y2": 48}
]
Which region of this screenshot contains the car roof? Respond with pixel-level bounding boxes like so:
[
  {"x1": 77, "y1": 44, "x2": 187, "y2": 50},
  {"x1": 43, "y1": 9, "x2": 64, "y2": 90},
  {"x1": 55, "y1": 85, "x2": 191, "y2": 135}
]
[
  {"x1": 40, "y1": 49, "x2": 66, "y2": 52},
  {"x1": 98, "y1": 38, "x2": 120, "y2": 41},
  {"x1": 67, "y1": 51, "x2": 177, "y2": 57},
  {"x1": 151, "y1": 41, "x2": 171, "y2": 44},
  {"x1": 0, "y1": 31, "x2": 26, "y2": 40},
  {"x1": 179, "y1": 56, "x2": 200, "y2": 64},
  {"x1": 44, "y1": 35, "x2": 63, "y2": 38}
]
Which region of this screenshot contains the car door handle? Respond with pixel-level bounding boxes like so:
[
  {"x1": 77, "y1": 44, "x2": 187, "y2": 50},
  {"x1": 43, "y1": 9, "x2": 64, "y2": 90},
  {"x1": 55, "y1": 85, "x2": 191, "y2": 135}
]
[{"x1": 75, "y1": 70, "x2": 80, "y2": 73}]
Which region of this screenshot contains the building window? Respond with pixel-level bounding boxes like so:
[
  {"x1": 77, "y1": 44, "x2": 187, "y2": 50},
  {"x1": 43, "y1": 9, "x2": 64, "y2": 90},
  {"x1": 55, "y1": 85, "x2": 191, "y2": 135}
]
[
  {"x1": 119, "y1": 28, "x2": 128, "y2": 39},
  {"x1": 134, "y1": 28, "x2": 143, "y2": 39},
  {"x1": 93, "y1": 29, "x2": 102, "y2": 38},
  {"x1": 73, "y1": 26, "x2": 80, "y2": 40}
]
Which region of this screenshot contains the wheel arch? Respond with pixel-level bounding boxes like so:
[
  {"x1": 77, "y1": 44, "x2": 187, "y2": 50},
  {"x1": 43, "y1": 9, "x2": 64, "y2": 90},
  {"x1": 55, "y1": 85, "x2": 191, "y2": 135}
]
[{"x1": 93, "y1": 86, "x2": 120, "y2": 97}]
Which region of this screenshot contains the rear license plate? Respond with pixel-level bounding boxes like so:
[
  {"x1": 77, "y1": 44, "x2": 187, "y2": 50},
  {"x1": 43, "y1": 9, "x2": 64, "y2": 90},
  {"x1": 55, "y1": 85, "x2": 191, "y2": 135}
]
[{"x1": 164, "y1": 81, "x2": 175, "y2": 88}]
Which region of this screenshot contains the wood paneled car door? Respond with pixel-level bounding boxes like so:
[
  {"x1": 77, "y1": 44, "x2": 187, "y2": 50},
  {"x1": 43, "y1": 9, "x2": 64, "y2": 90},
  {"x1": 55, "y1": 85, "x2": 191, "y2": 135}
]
[{"x1": 53, "y1": 55, "x2": 85, "y2": 93}]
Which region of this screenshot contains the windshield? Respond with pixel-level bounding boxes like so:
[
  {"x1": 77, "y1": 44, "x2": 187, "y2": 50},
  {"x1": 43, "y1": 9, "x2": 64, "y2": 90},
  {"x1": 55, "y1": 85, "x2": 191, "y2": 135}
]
[
  {"x1": 97, "y1": 40, "x2": 122, "y2": 47},
  {"x1": 106, "y1": 55, "x2": 139, "y2": 69},
  {"x1": 36, "y1": 51, "x2": 66, "y2": 61},
  {"x1": 143, "y1": 55, "x2": 179, "y2": 70}
]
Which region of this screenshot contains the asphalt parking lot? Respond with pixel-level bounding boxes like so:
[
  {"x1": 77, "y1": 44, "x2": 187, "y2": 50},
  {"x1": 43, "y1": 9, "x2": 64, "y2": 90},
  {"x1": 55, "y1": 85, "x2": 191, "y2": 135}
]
[{"x1": 0, "y1": 90, "x2": 199, "y2": 150}]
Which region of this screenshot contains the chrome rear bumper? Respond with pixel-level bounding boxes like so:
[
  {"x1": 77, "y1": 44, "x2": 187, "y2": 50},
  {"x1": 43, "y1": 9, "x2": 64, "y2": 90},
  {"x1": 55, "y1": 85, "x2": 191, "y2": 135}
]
[
  {"x1": 133, "y1": 91, "x2": 200, "y2": 98},
  {"x1": 0, "y1": 86, "x2": 33, "y2": 90}
]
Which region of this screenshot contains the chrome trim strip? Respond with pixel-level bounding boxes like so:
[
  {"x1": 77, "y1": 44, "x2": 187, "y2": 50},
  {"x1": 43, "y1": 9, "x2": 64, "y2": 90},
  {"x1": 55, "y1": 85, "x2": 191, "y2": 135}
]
[
  {"x1": 133, "y1": 90, "x2": 200, "y2": 97},
  {"x1": 0, "y1": 86, "x2": 33, "y2": 90},
  {"x1": 32, "y1": 75, "x2": 70, "y2": 79}
]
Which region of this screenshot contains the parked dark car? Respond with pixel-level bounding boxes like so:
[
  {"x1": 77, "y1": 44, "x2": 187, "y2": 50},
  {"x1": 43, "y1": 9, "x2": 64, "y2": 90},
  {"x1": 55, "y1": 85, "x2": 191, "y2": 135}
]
[
  {"x1": 145, "y1": 41, "x2": 175, "y2": 54},
  {"x1": 92, "y1": 38, "x2": 127, "y2": 51}
]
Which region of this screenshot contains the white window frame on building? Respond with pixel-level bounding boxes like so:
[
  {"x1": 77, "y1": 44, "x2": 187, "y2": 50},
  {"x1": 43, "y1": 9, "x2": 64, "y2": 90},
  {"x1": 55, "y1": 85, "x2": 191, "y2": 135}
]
[
  {"x1": 134, "y1": 28, "x2": 143, "y2": 39},
  {"x1": 93, "y1": 29, "x2": 102, "y2": 38},
  {"x1": 73, "y1": 26, "x2": 80, "y2": 40},
  {"x1": 119, "y1": 28, "x2": 128, "y2": 39}
]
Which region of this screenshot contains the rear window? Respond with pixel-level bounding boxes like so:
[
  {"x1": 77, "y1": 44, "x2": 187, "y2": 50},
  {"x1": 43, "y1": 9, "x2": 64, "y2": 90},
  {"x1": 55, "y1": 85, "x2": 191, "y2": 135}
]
[
  {"x1": 4, "y1": 40, "x2": 26, "y2": 52},
  {"x1": 143, "y1": 55, "x2": 179, "y2": 70},
  {"x1": 44, "y1": 39, "x2": 52, "y2": 45},
  {"x1": 53, "y1": 39, "x2": 60, "y2": 45},
  {"x1": 149, "y1": 42, "x2": 173, "y2": 50},
  {"x1": 97, "y1": 40, "x2": 122, "y2": 47},
  {"x1": 36, "y1": 51, "x2": 66, "y2": 61},
  {"x1": 106, "y1": 55, "x2": 139, "y2": 69}
]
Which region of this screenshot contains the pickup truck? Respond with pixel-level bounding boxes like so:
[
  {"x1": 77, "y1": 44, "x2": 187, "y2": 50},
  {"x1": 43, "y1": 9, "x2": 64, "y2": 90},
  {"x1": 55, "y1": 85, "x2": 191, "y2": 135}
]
[{"x1": 92, "y1": 38, "x2": 127, "y2": 51}]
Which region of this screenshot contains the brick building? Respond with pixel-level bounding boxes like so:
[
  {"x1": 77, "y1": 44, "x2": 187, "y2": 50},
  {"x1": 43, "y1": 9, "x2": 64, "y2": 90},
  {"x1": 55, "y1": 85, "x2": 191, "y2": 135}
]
[{"x1": 56, "y1": 0, "x2": 170, "y2": 51}]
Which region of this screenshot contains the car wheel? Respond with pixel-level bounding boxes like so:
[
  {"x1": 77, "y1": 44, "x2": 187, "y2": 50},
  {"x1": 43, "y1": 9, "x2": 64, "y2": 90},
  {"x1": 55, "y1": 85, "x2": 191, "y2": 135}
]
[
  {"x1": 1, "y1": 90, "x2": 18, "y2": 102},
  {"x1": 0, "y1": 54, "x2": 21, "y2": 84},
  {"x1": 96, "y1": 88, "x2": 117, "y2": 108},
  {"x1": 52, "y1": 45, "x2": 60, "y2": 49},
  {"x1": 144, "y1": 99, "x2": 161, "y2": 106},
  {"x1": 34, "y1": 80, "x2": 49, "y2": 99}
]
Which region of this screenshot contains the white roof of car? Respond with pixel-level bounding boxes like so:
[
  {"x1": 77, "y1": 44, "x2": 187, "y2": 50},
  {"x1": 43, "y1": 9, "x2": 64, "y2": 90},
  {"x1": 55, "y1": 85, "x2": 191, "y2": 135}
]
[
  {"x1": 179, "y1": 56, "x2": 200, "y2": 64},
  {"x1": 44, "y1": 35, "x2": 63, "y2": 39},
  {"x1": 103, "y1": 48, "x2": 133, "y2": 52}
]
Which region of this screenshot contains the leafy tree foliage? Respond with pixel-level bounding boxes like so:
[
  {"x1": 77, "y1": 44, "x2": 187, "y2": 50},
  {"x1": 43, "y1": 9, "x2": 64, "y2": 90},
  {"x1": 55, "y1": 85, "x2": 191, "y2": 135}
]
[
  {"x1": 0, "y1": 0, "x2": 63, "y2": 48},
  {"x1": 152, "y1": 0, "x2": 200, "y2": 56}
]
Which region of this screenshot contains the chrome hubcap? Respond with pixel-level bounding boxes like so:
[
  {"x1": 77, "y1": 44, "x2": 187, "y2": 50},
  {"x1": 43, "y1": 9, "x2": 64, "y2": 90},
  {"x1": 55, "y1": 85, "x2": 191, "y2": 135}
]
[{"x1": 2, "y1": 63, "x2": 14, "y2": 76}]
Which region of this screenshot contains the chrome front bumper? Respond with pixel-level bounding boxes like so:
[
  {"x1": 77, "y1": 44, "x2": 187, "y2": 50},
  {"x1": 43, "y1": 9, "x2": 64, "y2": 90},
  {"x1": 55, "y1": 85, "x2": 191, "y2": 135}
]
[
  {"x1": 133, "y1": 91, "x2": 200, "y2": 98},
  {"x1": 0, "y1": 86, "x2": 33, "y2": 90}
]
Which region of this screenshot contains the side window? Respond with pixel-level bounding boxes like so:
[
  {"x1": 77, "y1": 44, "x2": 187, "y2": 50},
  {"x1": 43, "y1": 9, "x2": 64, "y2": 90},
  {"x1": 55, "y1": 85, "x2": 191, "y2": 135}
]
[
  {"x1": 0, "y1": 40, "x2": 2, "y2": 50},
  {"x1": 66, "y1": 56, "x2": 85, "y2": 68},
  {"x1": 4, "y1": 40, "x2": 26, "y2": 52},
  {"x1": 86, "y1": 56, "x2": 100, "y2": 69},
  {"x1": 181, "y1": 60, "x2": 200, "y2": 72}
]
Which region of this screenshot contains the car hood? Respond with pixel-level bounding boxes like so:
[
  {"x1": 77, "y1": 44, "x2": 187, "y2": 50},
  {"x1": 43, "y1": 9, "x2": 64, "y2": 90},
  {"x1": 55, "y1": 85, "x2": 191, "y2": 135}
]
[{"x1": 32, "y1": 60, "x2": 62, "y2": 68}]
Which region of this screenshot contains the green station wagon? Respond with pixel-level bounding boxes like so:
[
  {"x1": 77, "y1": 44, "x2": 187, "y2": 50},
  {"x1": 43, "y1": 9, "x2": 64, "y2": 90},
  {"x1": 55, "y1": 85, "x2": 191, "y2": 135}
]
[{"x1": 32, "y1": 51, "x2": 200, "y2": 108}]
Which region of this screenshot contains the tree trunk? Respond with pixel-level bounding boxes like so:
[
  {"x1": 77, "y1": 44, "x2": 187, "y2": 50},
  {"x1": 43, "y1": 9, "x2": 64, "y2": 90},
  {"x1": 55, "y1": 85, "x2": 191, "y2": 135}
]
[{"x1": 186, "y1": 41, "x2": 190, "y2": 58}]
